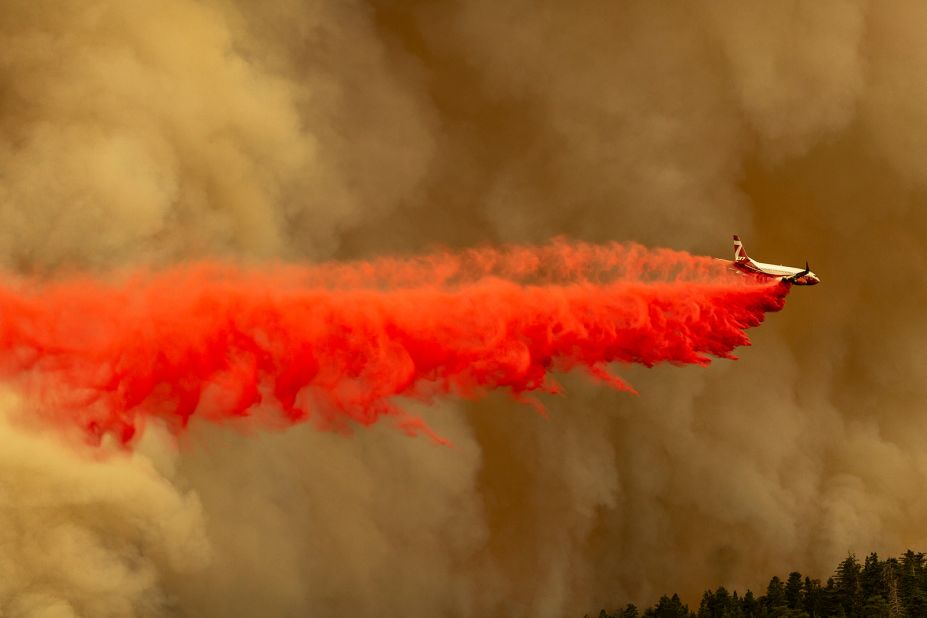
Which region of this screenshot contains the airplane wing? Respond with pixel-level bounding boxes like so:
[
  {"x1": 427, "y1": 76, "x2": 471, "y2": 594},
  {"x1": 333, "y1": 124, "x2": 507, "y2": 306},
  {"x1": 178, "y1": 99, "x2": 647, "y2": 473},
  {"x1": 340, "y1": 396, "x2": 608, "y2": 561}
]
[{"x1": 784, "y1": 262, "x2": 810, "y2": 283}]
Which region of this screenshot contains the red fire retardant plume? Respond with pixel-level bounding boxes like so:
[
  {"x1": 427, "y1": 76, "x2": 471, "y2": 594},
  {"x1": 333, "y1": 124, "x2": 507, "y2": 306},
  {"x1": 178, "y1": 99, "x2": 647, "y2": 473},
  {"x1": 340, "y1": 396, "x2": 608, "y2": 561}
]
[{"x1": 0, "y1": 241, "x2": 789, "y2": 444}]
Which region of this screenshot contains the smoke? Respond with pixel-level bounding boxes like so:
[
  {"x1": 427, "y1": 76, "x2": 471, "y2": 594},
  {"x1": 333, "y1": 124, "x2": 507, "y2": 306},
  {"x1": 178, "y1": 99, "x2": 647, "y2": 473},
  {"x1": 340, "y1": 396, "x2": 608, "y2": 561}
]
[
  {"x1": 1, "y1": 0, "x2": 926, "y2": 616},
  {"x1": 0, "y1": 390, "x2": 208, "y2": 618}
]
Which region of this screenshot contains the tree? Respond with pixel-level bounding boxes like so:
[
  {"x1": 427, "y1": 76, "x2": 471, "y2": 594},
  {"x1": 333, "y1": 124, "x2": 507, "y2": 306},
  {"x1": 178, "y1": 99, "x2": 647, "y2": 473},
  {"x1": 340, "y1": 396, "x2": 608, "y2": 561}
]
[
  {"x1": 766, "y1": 576, "x2": 788, "y2": 615},
  {"x1": 835, "y1": 554, "x2": 863, "y2": 616},
  {"x1": 620, "y1": 605, "x2": 640, "y2": 618},
  {"x1": 802, "y1": 576, "x2": 823, "y2": 617},
  {"x1": 818, "y1": 577, "x2": 844, "y2": 617},
  {"x1": 697, "y1": 587, "x2": 745, "y2": 618},
  {"x1": 881, "y1": 559, "x2": 903, "y2": 618},
  {"x1": 861, "y1": 594, "x2": 890, "y2": 618},
  {"x1": 899, "y1": 550, "x2": 927, "y2": 617},
  {"x1": 644, "y1": 594, "x2": 693, "y2": 618},
  {"x1": 861, "y1": 553, "x2": 884, "y2": 600},
  {"x1": 697, "y1": 590, "x2": 716, "y2": 618},
  {"x1": 741, "y1": 590, "x2": 759, "y2": 617},
  {"x1": 785, "y1": 572, "x2": 803, "y2": 610}
]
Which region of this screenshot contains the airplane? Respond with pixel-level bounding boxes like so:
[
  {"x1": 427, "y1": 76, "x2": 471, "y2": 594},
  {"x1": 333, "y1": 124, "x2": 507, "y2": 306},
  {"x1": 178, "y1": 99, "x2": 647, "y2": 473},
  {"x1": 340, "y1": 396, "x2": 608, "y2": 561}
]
[{"x1": 720, "y1": 235, "x2": 820, "y2": 285}]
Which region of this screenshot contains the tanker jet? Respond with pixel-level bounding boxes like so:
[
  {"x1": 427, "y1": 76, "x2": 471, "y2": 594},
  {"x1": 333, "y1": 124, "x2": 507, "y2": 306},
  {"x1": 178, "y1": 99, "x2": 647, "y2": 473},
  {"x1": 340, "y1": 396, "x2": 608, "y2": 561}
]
[{"x1": 721, "y1": 235, "x2": 820, "y2": 285}]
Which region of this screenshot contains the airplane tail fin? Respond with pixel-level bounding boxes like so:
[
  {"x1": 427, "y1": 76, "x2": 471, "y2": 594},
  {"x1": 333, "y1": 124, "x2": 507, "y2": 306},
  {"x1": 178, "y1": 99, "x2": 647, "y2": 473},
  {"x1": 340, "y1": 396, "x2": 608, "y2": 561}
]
[{"x1": 733, "y1": 235, "x2": 749, "y2": 262}]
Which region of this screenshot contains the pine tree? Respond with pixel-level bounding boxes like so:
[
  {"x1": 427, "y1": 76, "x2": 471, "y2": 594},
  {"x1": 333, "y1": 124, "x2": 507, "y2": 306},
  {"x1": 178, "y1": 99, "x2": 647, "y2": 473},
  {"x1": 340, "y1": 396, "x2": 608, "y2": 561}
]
[
  {"x1": 620, "y1": 604, "x2": 640, "y2": 618},
  {"x1": 835, "y1": 554, "x2": 863, "y2": 616},
  {"x1": 730, "y1": 592, "x2": 747, "y2": 618},
  {"x1": 816, "y1": 577, "x2": 843, "y2": 617},
  {"x1": 881, "y1": 559, "x2": 903, "y2": 618},
  {"x1": 697, "y1": 586, "x2": 746, "y2": 618},
  {"x1": 857, "y1": 552, "x2": 890, "y2": 616},
  {"x1": 644, "y1": 593, "x2": 692, "y2": 618},
  {"x1": 786, "y1": 572, "x2": 803, "y2": 610},
  {"x1": 861, "y1": 594, "x2": 890, "y2": 617},
  {"x1": 861, "y1": 554, "x2": 883, "y2": 598},
  {"x1": 697, "y1": 590, "x2": 716, "y2": 618},
  {"x1": 766, "y1": 576, "x2": 789, "y2": 615},
  {"x1": 802, "y1": 576, "x2": 823, "y2": 617},
  {"x1": 899, "y1": 550, "x2": 927, "y2": 617},
  {"x1": 741, "y1": 590, "x2": 760, "y2": 617}
]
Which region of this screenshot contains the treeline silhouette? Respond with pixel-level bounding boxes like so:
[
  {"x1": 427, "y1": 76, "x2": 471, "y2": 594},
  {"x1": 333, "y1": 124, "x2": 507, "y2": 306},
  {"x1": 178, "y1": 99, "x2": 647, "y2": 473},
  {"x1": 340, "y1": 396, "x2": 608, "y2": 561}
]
[{"x1": 587, "y1": 550, "x2": 927, "y2": 617}]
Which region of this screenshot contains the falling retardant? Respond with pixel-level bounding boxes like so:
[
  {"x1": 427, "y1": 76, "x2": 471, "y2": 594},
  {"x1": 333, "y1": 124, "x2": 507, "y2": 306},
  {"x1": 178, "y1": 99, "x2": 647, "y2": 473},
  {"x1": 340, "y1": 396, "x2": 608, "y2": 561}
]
[{"x1": 0, "y1": 241, "x2": 789, "y2": 445}]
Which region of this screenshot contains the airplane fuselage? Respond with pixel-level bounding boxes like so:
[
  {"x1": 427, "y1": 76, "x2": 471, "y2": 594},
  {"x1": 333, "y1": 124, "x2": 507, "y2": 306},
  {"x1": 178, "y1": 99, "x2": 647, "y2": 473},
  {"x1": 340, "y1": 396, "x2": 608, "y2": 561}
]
[
  {"x1": 722, "y1": 235, "x2": 820, "y2": 285},
  {"x1": 733, "y1": 258, "x2": 820, "y2": 285}
]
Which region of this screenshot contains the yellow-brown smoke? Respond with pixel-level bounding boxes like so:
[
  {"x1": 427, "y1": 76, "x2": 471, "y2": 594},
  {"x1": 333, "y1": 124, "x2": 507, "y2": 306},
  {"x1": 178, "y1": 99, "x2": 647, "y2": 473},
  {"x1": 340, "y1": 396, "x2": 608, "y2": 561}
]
[{"x1": 1, "y1": 1, "x2": 926, "y2": 616}]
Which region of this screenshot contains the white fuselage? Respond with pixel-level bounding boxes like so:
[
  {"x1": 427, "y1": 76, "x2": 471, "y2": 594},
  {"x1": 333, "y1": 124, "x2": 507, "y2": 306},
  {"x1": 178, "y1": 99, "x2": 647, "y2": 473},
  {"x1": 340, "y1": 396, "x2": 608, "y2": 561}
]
[
  {"x1": 733, "y1": 258, "x2": 820, "y2": 285},
  {"x1": 743, "y1": 259, "x2": 804, "y2": 277},
  {"x1": 722, "y1": 235, "x2": 820, "y2": 285}
]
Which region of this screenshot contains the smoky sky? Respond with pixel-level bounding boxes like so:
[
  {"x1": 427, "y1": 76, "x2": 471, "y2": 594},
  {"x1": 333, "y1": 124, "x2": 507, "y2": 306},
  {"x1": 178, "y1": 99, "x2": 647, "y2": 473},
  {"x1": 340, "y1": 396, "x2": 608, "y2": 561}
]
[{"x1": 1, "y1": 1, "x2": 926, "y2": 617}]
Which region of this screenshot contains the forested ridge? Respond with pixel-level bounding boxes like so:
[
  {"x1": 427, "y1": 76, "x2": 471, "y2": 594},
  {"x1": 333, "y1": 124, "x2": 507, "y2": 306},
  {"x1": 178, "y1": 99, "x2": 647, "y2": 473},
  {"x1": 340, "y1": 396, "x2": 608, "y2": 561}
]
[{"x1": 587, "y1": 550, "x2": 927, "y2": 617}]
